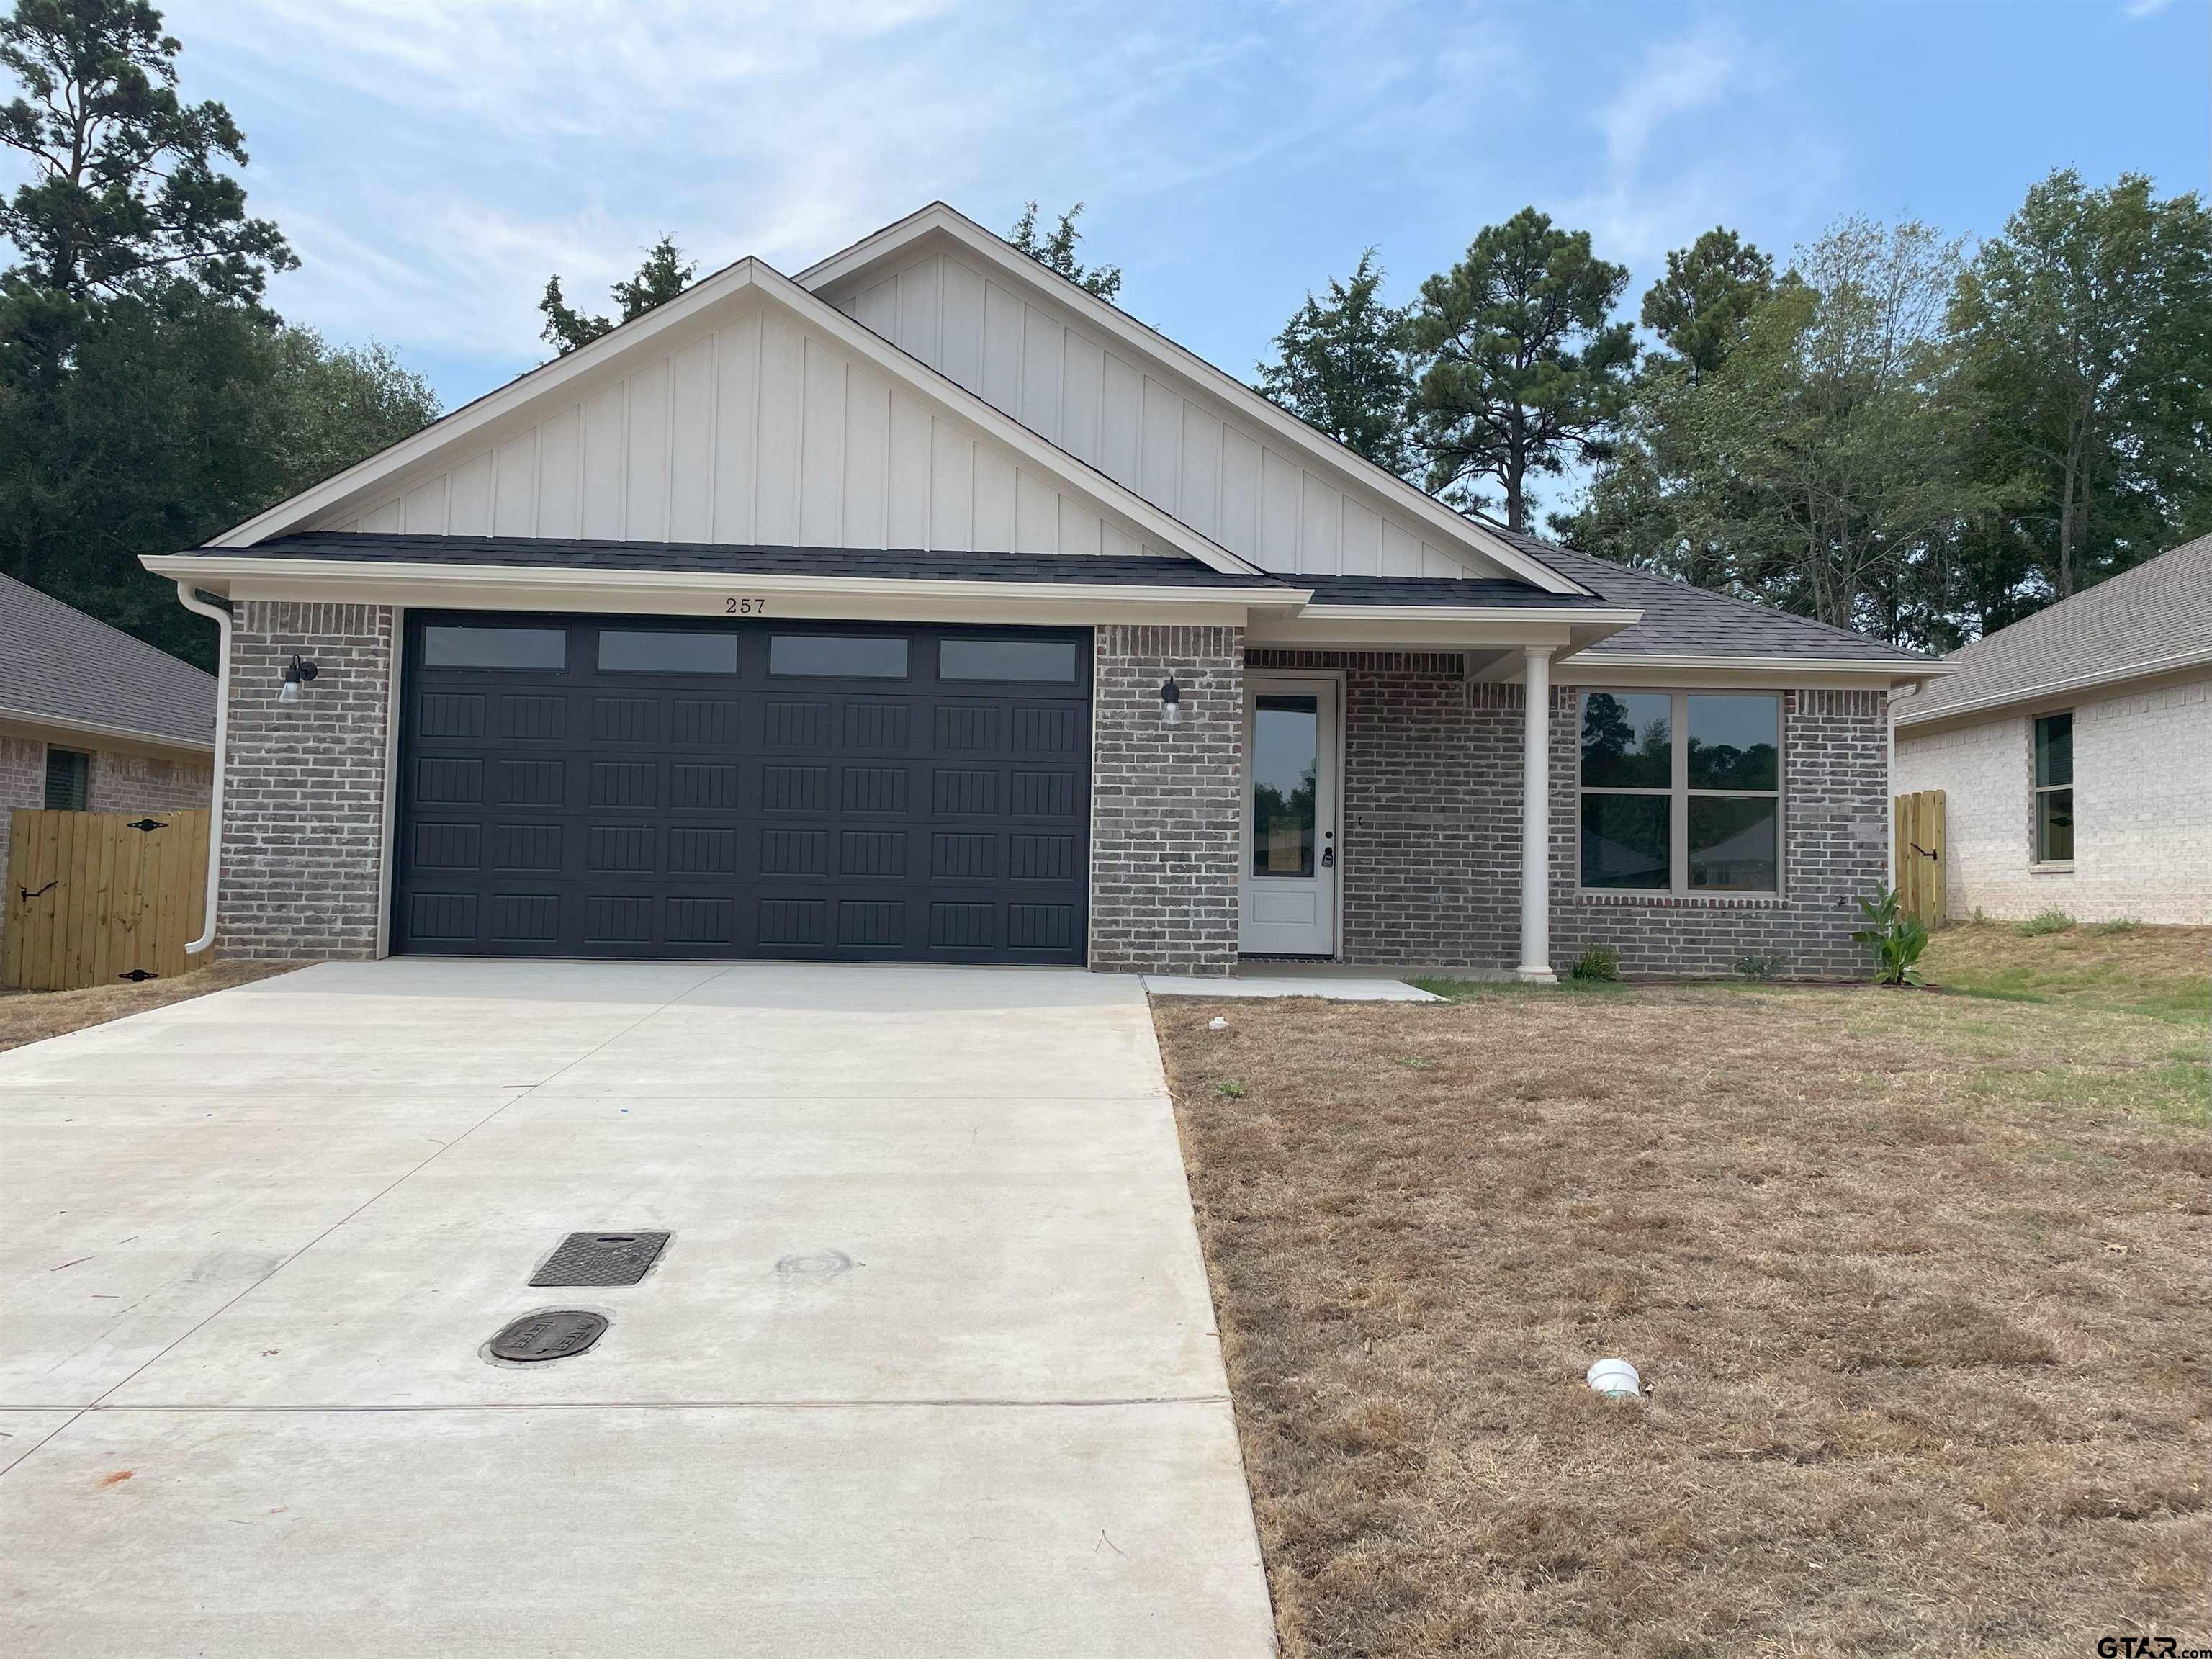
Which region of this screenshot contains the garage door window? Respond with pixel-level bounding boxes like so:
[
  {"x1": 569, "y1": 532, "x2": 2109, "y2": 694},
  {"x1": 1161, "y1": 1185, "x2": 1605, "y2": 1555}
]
[
  {"x1": 423, "y1": 625, "x2": 566, "y2": 670},
  {"x1": 940, "y1": 638, "x2": 1082, "y2": 682},
  {"x1": 598, "y1": 631, "x2": 739, "y2": 674},
  {"x1": 768, "y1": 635, "x2": 908, "y2": 678}
]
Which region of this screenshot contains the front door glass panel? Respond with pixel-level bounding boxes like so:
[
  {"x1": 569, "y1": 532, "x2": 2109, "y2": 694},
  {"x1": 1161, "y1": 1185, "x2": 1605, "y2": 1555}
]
[{"x1": 1251, "y1": 695, "x2": 1318, "y2": 878}]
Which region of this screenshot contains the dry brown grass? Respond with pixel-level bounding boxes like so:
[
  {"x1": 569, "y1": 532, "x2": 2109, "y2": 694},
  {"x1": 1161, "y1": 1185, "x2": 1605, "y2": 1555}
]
[
  {"x1": 1157, "y1": 976, "x2": 2211, "y2": 1658},
  {"x1": 0, "y1": 958, "x2": 295, "y2": 1053}
]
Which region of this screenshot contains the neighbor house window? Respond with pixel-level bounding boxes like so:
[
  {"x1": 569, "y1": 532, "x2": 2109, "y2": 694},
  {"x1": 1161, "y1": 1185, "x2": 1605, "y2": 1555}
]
[
  {"x1": 2033, "y1": 711, "x2": 2073, "y2": 863},
  {"x1": 1579, "y1": 692, "x2": 1781, "y2": 894},
  {"x1": 44, "y1": 747, "x2": 90, "y2": 811}
]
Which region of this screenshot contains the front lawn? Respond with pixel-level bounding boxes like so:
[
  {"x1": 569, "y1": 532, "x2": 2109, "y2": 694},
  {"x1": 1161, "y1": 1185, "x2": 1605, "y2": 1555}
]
[{"x1": 1156, "y1": 935, "x2": 2209, "y2": 1657}]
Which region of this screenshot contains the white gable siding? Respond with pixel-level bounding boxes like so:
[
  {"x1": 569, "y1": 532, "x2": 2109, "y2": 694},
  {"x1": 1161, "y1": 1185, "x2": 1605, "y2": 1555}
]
[
  {"x1": 310, "y1": 297, "x2": 1166, "y2": 557},
  {"x1": 827, "y1": 247, "x2": 1480, "y2": 579}
]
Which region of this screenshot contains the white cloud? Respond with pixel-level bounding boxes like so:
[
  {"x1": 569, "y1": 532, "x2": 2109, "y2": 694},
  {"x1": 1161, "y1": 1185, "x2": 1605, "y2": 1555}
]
[
  {"x1": 161, "y1": 0, "x2": 1427, "y2": 387},
  {"x1": 2123, "y1": 0, "x2": 2175, "y2": 18}
]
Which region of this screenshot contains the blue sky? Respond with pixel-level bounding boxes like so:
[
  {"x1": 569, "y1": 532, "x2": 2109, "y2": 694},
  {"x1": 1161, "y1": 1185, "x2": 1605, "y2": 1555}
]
[{"x1": 149, "y1": 0, "x2": 2208, "y2": 504}]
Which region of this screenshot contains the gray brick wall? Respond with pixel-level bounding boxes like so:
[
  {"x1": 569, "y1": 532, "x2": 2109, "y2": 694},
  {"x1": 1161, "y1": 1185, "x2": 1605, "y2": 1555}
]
[
  {"x1": 219, "y1": 601, "x2": 394, "y2": 961},
  {"x1": 1246, "y1": 652, "x2": 1890, "y2": 979},
  {"x1": 1090, "y1": 624, "x2": 1244, "y2": 975},
  {"x1": 89, "y1": 751, "x2": 212, "y2": 813}
]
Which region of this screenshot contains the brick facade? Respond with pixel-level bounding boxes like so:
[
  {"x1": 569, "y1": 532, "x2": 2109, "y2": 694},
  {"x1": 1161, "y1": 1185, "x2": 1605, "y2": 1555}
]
[
  {"x1": 218, "y1": 601, "x2": 395, "y2": 961},
  {"x1": 1895, "y1": 672, "x2": 2212, "y2": 925},
  {"x1": 89, "y1": 751, "x2": 212, "y2": 813},
  {"x1": 1247, "y1": 651, "x2": 1891, "y2": 978},
  {"x1": 1089, "y1": 624, "x2": 1244, "y2": 975}
]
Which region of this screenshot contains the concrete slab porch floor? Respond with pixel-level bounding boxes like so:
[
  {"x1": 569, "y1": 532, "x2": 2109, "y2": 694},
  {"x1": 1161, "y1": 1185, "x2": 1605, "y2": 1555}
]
[{"x1": 0, "y1": 960, "x2": 1275, "y2": 1658}]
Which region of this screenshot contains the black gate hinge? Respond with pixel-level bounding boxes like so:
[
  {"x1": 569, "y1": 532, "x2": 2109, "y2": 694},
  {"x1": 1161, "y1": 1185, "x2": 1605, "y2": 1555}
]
[{"x1": 125, "y1": 818, "x2": 168, "y2": 833}]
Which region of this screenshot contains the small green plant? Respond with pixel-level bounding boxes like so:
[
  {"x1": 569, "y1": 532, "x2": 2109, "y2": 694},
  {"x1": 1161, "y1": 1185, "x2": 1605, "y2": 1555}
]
[
  {"x1": 2090, "y1": 917, "x2": 2141, "y2": 935},
  {"x1": 1214, "y1": 1080, "x2": 1247, "y2": 1098},
  {"x1": 1569, "y1": 945, "x2": 1620, "y2": 982},
  {"x1": 1735, "y1": 954, "x2": 1781, "y2": 981},
  {"x1": 1970, "y1": 907, "x2": 1989, "y2": 925},
  {"x1": 1851, "y1": 884, "x2": 1929, "y2": 986},
  {"x1": 2017, "y1": 909, "x2": 2077, "y2": 937},
  {"x1": 1395, "y1": 1055, "x2": 1434, "y2": 1069}
]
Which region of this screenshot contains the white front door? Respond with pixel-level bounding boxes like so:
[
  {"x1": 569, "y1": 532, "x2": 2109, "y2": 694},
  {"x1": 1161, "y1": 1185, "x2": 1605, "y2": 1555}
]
[{"x1": 1238, "y1": 675, "x2": 1339, "y2": 956}]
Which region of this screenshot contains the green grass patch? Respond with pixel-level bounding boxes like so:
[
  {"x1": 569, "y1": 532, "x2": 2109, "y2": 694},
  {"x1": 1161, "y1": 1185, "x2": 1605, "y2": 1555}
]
[{"x1": 2015, "y1": 909, "x2": 2077, "y2": 936}]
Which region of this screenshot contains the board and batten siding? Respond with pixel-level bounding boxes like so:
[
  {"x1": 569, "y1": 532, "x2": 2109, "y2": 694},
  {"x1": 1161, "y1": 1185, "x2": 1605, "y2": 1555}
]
[
  {"x1": 311, "y1": 299, "x2": 1164, "y2": 559},
  {"x1": 822, "y1": 246, "x2": 1479, "y2": 580}
]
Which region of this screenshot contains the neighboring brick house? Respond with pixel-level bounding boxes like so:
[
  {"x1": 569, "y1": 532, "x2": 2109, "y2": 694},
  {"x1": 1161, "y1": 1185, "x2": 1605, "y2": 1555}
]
[
  {"x1": 1894, "y1": 534, "x2": 2212, "y2": 925},
  {"x1": 0, "y1": 575, "x2": 217, "y2": 958},
  {"x1": 141, "y1": 202, "x2": 1936, "y2": 980}
]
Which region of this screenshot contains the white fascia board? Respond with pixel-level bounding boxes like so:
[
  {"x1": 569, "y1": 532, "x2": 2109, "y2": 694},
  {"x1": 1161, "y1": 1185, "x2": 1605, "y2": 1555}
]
[
  {"x1": 140, "y1": 554, "x2": 1308, "y2": 624},
  {"x1": 201, "y1": 253, "x2": 1262, "y2": 580},
  {"x1": 1890, "y1": 642, "x2": 2212, "y2": 729},
  {"x1": 796, "y1": 204, "x2": 1593, "y2": 598},
  {"x1": 0, "y1": 705, "x2": 214, "y2": 756}
]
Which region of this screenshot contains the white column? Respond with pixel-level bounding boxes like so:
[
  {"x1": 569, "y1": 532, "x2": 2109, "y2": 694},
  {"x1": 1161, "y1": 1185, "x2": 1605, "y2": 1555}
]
[{"x1": 1516, "y1": 646, "x2": 1557, "y2": 984}]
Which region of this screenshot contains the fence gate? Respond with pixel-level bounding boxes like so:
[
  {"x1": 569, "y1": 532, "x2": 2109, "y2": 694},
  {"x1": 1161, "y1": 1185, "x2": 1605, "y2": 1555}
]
[
  {"x1": 2, "y1": 809, "x2": 210, "y2": 992},
  {"x1": 1892, "y1": 789, "x2": 1946, "y2": 928}
]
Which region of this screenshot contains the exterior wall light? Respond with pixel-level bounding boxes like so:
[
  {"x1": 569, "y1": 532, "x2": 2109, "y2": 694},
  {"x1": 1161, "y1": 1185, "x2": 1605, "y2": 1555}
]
[
  {"x1": 279, "y1": 655, "x2": 319, "y2": 704},
  {"x1": 1160, "y1": 677, "x2": 1182, "y2": 726}
]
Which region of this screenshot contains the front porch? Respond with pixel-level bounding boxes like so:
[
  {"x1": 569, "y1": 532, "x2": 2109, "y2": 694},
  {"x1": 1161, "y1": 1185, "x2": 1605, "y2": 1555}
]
[{"x1": 1104, "y1": 631, "x2": 1892, "y2": 984}]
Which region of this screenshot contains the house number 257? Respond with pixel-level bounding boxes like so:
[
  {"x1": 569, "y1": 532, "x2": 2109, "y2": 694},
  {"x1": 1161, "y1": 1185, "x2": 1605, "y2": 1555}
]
[{"x1": 724, "y1": 596, "x2": 767, "y2": 614}]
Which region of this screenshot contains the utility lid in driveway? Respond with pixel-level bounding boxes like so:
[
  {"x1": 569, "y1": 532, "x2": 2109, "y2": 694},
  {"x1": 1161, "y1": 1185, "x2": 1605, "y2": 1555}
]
[{"x1": 0, "y1": 960, "x2": 1274, "y2": 1658}]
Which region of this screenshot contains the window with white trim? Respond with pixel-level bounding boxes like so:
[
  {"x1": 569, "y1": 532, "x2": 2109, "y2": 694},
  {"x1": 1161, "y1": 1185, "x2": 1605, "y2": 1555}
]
[
  {"x1": 2033, "y1": 711, "x2": 2073, "y2": 864},
  {"x1": 1578, "y1": 691, "x2": 1781, "y2": 894}
]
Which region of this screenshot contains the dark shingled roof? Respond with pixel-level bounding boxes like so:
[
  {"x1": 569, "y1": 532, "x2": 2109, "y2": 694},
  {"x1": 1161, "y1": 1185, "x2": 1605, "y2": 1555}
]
[
  {"x1": 1298, "y1": 575, "x2": 1618, "y2": 609},
  {"x1": 1898, "y1": 531, "x2": 2212, "y2": 724},
  {"x1": 1474, "y1": 521, "x2": 1933, "y2": 666},
  {"x1": 219, "y1": 534, "x2": 1619, "y2": 610},
  {"x1": 0, "y1": 575, "x2": 215, "y2": 748},
  {"x1": 233, "y1": 533, "x2": 1296, "y2": 590}
]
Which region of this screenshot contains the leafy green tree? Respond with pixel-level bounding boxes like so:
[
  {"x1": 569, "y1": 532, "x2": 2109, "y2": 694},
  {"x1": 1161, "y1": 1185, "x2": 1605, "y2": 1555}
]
[
  {"x1": 1670, "y1": 217, "x2": 1985, "y2": 638},
  {"x1": 0, "y1": 0, "x2": 436, "y2": 665},
  {"x1": 1640, "y1": 227, "x2": 1774, "y2": 385},
  {"x1": 1557, "y1": 228, "x2": 1774, "y2": 582},
  {"x1": 1255, "y1": 248, "x2": 1410, "y2": 469},
  {"x1": 1008, "y1": 200, "x2": 1121, "y2": 302},
  {"x1": 1949, "y1": 168, "x2": 2212, "y2": 598},
  {"x1": 1404, "y1": 207, "x2": 1637, "y2": 531},
  {"x1": 540, "y1": 234, "x2": 695, "y2": 354},
  {"x1": 0, "y1": 0, "x2": 292, "y2": 306}
]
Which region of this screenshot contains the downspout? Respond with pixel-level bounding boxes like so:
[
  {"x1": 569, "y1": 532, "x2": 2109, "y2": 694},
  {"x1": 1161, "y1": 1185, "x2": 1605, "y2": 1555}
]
[{"x1": 173, "y1": 582, "x2": 231, "y2": 955}]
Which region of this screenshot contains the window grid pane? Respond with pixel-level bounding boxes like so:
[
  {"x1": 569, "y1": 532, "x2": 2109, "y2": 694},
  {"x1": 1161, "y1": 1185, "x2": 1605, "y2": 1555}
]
[
  {"x1": 598, "y1": 631, "x2": 739, "y2": 674},
  {"x1": 1578, "y1": 690, "x2": 1783, "y2": 896},
  {"x1": 767, "y1": 635, "x2": 909, "y2": 678},
  {"x1": 2036, "y1": 787, "x2": 2074, "y2": 863},
  {"x1": 2034, "y1": 712, "x2": 2073, "y2": 789},
  {"x1": 1581, "y1": 793, "x2": 1671, "y2": 889},
  {"x1": 1581, "y1": 691, "x2": 1672, "y2": 788}
]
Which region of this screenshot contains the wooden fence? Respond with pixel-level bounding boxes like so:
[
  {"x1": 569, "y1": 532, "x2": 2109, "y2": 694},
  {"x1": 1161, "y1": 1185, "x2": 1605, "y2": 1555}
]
[
  {"x1": 2, "y1": 809, "x2": 210, "y2": 992},
  {"x1": 1892, "y1": 789, "x2": 1947, "y2": 928}
]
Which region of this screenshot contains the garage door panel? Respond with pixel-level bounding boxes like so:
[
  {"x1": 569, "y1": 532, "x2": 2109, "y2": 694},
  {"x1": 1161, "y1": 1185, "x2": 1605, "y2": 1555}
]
[{"x1": 395, "y1": 616, "x2": 1090, "y2": 963}]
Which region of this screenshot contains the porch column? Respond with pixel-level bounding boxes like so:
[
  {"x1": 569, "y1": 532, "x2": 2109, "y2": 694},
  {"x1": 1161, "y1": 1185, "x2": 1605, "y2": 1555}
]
[{"x1": 1516, "y1": 645, "x2": 1557, "y2": 984}]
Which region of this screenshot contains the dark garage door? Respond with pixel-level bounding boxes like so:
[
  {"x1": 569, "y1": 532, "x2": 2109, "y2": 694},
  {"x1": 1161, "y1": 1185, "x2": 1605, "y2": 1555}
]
[{"x1": 393, "y1": 613, "x2": 1092, "y2": 963}]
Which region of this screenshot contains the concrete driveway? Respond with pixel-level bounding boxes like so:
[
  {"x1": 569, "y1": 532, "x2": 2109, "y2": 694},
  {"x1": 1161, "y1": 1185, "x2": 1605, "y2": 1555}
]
[{"x1": 0, "y1": 961, "x2": 1274, "y2": 1657}]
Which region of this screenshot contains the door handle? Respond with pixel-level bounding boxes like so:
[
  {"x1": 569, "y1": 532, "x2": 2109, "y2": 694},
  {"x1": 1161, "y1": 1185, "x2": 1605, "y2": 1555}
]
[{"x1": 1321, "y1": 843, "x2": 1335, "y2": 869}]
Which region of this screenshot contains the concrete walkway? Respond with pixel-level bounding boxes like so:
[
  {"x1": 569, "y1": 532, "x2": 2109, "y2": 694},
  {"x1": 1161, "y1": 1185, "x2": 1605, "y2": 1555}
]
[{"x1": 0, "y1": 961, "x2": 1274, "y2": 1658}]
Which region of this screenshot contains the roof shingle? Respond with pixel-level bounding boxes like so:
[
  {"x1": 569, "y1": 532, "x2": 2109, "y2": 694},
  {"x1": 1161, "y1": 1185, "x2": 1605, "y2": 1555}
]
[
  {"x1": 1897, "y1": 532, "x2": 2212, "y2": 724},
  {"x1": 0, "y1": 575, "x2": 215, "y2": 748}
]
